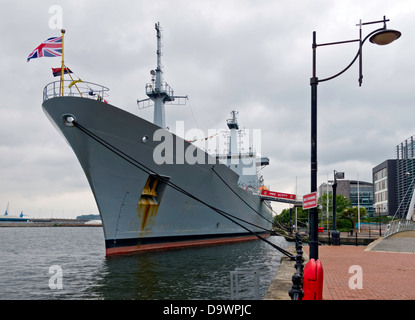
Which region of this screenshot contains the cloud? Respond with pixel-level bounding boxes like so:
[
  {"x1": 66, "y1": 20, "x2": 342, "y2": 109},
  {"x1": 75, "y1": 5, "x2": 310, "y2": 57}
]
[{"x1": 0, "y1": 0, "x2": 414, "y2": 218}]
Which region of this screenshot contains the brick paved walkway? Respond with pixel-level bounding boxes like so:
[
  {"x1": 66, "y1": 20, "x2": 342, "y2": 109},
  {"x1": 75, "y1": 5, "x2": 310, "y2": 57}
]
[{"x1": 311, "y1": 232, "x2": 415, "y2": 300}]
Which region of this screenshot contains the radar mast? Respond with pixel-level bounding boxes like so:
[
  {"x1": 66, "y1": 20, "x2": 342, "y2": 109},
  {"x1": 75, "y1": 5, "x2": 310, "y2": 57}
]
[{"x1": 137, "y1": 22, "x2": 187, "y2": 128}]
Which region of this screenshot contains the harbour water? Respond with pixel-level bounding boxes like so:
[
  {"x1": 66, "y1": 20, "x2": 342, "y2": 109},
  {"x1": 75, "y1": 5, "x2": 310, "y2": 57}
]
[{"x1": 0, "y1": 226, "x2": 290, "y2": 300}]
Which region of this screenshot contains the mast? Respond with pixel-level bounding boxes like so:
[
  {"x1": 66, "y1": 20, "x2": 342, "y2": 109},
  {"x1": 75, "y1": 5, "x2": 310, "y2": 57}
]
[
  {"x1": 152, "y1": 22, "x2": 169, "y2": 128},
  {"x1": 137, "y1": 22, "x2": 187, "y2": 128},
  {"x1": 227, "y1": 111, "x2": 239, "y2": 155}
]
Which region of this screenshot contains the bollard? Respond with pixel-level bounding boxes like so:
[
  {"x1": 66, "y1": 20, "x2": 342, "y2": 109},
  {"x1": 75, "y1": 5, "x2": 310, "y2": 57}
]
[
  {"x1": 332, "y1": 230, "x2": 340, "y2": 245},
  {"x1": 302, "y1": 258, "x2": 324, "y2": 300}
]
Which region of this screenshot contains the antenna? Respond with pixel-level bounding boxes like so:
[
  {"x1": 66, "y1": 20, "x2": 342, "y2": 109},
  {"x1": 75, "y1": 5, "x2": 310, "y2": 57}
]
[{"x1": 137, "y1": 23, "x2": 188, "y2": 128}]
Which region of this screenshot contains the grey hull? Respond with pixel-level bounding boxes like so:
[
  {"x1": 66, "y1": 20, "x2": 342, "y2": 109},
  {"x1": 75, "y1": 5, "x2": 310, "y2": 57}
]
[{"x1": 42, "y1": 96, "x2": 272, "y2": 255}]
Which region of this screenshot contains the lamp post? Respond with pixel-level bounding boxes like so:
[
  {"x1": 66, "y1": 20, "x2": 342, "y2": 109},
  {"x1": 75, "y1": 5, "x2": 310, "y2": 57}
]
[
  {"x1": 378, "y1": 206, "x2": 382, "y2": 237},
  {"x1": 331, "y1": 171, "x2": 344, "y2": 245},
  {"x1": 373, "y1": 204, "x2": 382, "y2": 236},
  {"x1": 309, "y1": 16, "x2": 400, "y2": 260}
]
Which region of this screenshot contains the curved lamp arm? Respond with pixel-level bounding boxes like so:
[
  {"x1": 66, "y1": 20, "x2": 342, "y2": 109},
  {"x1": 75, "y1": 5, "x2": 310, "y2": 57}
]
[{"x1": 318, "y1": 27, "x2": 385, "y2": 84}]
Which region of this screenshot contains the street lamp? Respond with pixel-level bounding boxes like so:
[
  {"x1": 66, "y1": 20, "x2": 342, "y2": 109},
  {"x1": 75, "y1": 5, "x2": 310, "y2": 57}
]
[
  {"x1": 309, "y1": 16, "x2": 400, "y2": 260},
  {"x1": 373, "y1": 204, "x2": 382, "y2": 236},
  {"x1": 369, "y1": 29, "x2": 401, "y2": 45},
  {"x1": 332, "y1": 171, "x2": 344, "y2": 246}
]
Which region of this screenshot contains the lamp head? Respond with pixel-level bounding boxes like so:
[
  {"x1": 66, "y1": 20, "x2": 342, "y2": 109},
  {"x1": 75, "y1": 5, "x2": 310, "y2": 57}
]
[{"x1": 369, "y1": 29, "x2": 401, "y2": 45}]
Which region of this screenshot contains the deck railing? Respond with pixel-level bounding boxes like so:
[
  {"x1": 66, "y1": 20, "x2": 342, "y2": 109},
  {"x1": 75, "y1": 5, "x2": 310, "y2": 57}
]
[
  {"x1": 145, "y1": 81, "x2": 174, "y2": 97},
  {"x1": 43, "y1": 80, "x2": 110, "y2": 102}
]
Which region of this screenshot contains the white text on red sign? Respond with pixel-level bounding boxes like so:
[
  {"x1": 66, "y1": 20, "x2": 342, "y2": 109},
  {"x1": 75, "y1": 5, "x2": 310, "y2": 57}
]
[
  {"x1": 303, "y1": 192, "x2": 317, "y2": 209},
  {"x1": 260, "y1": 190, "x2": 296, "y2": 200}
]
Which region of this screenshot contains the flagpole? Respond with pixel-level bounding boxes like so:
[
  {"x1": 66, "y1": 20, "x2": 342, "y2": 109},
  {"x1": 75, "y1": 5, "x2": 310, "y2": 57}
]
[{"x1": 60, "y1": 29, "x2": 66, "y2": 96}]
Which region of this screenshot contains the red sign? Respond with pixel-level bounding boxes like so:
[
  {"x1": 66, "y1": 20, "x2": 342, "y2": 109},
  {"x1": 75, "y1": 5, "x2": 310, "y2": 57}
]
[
  {"x1": 303, "y1": 192, "x2": 317, "y2": 210},
  {"x1": 260, "y1": 190, "x2": 296, "y2": 200}
]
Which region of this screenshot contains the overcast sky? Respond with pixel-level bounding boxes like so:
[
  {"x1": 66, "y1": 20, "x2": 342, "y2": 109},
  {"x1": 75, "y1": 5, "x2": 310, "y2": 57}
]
[{"x1": 0, "y1": 0, "x2": 414, "y2": 218}]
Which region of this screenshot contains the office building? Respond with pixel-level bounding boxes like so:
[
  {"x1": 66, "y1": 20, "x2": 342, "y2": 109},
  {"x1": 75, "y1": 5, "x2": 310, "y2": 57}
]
[
  {"x1": 318, "y1": 180, "x2": 373, "y2": 216},
  {"x1": 372, "y1": 160, "x2": 397, "y2": 217},
  {"x1": 372, "y1": 135, "x2": 415, "y2": 219}
]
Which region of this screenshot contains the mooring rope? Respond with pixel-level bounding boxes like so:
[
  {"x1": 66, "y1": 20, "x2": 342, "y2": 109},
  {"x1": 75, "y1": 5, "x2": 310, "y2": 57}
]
[{"x1": 72, "y1": 120, "x2": 295, "y2": 259}]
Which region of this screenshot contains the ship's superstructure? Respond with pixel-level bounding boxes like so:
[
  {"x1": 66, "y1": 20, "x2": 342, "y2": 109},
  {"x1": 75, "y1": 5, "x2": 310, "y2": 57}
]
[
  {"x1": 216, "y1": 110, "x2": 270, "y2": 192},
  {"x1": 42, "y1": 23, "x2": 273, "y2": 256}
]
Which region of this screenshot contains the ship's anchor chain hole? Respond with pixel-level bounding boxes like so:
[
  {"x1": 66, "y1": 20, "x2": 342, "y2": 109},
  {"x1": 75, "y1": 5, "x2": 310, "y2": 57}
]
[{"x1": 62, "y1": 114, "x2": 76, "y2": 127}]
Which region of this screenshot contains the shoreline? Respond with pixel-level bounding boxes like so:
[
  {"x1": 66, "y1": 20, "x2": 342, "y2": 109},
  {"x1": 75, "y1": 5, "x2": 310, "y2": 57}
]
[{"x1": 0, "y1": 221, "x2": 102, "y2": 227}]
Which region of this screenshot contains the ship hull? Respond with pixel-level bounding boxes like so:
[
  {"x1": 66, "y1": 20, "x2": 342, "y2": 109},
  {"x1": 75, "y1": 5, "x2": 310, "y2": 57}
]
[{"x1": 42, "y1": 97, "x2": 272, "y2": 256}]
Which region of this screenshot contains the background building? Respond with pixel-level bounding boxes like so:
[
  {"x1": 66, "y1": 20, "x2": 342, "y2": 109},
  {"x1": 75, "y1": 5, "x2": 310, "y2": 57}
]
[
  {"x1": 372, "y1": 160, "x2": 397, "y2": 217},
  {"x1": 394, "y1": 135, "x2": 415, "y2": 219},
  {"x1": 318, "y1": 180, "x2": 373, "y2": 216},
  {"x1": 372, "y1": 135, "x2": 415, "y2": 220}
]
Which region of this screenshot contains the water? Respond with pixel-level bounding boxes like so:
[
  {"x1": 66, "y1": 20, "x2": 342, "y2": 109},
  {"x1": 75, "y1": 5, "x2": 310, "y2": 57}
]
[{"x1": 0, "y1": 227, "x2": 290, "y2": 300}]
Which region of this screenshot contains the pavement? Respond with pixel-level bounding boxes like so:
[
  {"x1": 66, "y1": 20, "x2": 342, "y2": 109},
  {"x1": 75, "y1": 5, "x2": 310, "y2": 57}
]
[{"x1": 265, "y1": 230, "x2": 415, "y2": 300}]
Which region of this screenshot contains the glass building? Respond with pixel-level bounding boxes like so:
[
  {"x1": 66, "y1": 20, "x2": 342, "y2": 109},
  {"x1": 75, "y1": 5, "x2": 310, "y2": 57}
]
[
  {"x1": 349, "y1": 181, "x2": 374, "y2": 216},
  {"x1": 318, "y1": 180, "x2": 374, "y2": 216}
]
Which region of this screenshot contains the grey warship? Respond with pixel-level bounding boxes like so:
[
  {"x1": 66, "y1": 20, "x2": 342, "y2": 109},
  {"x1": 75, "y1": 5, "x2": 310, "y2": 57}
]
[{"x1": 42, "y1": 23, "x2": 273, "y2": 256}]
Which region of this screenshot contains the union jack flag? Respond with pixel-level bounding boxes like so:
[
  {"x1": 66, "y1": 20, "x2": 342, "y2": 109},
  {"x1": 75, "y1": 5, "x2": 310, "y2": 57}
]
[{"x1": 27, "y1": 36, "x2": 62, "y2": 62}]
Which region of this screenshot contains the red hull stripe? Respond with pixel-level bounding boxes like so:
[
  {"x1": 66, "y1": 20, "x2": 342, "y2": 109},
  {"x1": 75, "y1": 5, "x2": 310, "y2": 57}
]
[{"x1": 106, "y1": 234, "x2": 270, "y2": 256}]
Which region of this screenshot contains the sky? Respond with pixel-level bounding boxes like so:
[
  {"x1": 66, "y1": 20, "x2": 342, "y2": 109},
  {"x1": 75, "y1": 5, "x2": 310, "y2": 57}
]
[{"x1": 0, "y1": 0, "x2": 414, "y2": 218}]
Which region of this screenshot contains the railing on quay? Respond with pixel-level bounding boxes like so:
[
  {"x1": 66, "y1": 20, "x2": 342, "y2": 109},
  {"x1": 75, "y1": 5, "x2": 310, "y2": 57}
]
[
  {"x1": 289, "y1": 233, "x2": 305, "y2": 300},
  {"x1": 43, "y1": 80, "x2": 110, "y2": 102},
  {"x1": 383, "y1": 219, "x2": 415, "y2": 239}
]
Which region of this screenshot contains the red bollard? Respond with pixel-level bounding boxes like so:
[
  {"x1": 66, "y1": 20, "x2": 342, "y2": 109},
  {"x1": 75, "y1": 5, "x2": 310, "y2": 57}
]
[{"x1": 302, "y1": 258, "x2": 324, "y2": 300}]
